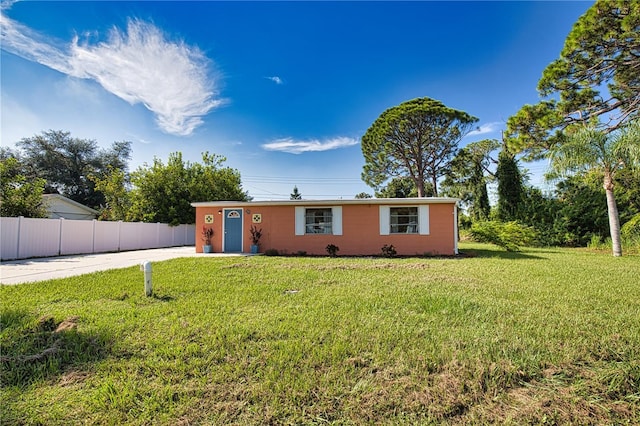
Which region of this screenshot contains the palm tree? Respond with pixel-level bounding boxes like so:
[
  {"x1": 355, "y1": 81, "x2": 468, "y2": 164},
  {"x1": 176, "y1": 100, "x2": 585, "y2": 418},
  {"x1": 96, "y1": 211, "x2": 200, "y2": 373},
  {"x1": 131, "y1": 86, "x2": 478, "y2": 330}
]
[{"x1": 548, "y1": 121, "x2": 640, "y2": 256}]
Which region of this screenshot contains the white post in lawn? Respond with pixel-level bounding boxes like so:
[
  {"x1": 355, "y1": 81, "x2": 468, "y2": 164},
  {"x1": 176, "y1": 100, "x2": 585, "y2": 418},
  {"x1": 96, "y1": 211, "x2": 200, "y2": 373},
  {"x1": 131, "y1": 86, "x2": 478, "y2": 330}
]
[{"x1": 140, "y1": 261, "x2": 152, "y2": 296}]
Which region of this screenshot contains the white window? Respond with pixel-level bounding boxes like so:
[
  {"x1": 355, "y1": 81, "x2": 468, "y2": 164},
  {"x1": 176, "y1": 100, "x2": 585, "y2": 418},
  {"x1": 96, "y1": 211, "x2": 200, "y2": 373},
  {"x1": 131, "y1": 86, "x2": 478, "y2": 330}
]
[
  {"x1": 379, "y1": 205, "x2": 429, "y2": 235},
  {"x1": 390, "y1": 207, "x2": 418, "y2": 234},
  {"x1": 306, "y1": 208, "x2": 332, "y2": 234},
  {"x1": 295, "y1": 206, "x2": 342, "y2": 235}
]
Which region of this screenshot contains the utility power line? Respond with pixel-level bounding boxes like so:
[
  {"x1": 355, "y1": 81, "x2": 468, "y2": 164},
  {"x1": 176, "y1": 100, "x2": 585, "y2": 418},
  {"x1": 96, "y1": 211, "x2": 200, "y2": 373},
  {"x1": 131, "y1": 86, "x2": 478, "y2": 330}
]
[{"x1": 242, "y1": 175, "x2": 363, "y2": 184}]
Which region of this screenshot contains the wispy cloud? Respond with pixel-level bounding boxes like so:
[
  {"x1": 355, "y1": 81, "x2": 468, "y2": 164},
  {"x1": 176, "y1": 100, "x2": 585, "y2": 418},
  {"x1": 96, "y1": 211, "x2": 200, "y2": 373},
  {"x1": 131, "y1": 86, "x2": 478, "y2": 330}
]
[
  {"x1": 265, "y1": 76, "x2": 284, "y2": 85},
  {"x1": 1, "y1": 10, "x2": 223, "y2": 136},
  {"x1": 0, "y1": 0, "x2": 20, "y2": 12},
  {"x1": 126, "y1": 132, "x2": 152, "y2": 145},
  {"x1": 0, "y1": 8, "x2": 72, "y2": 74},
  {"x1": 467, "y1": 122, "x2": 502, "y2": 137},
  {"x1": 262, "y1": 136, "x2": 359, "y2": 154}
]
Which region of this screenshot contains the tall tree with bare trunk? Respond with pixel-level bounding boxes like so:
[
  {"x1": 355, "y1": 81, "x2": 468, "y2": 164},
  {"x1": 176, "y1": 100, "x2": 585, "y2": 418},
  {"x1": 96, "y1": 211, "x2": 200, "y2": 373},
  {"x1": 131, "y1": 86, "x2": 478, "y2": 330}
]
[{"x1": 361, "y1": 97, "x2": 477, "y2": 197}]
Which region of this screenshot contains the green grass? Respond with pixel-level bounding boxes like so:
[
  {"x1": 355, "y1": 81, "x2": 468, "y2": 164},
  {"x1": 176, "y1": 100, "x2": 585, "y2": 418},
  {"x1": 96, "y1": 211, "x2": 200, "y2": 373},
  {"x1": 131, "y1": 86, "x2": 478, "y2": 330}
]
[{"x1": 1, "y1": 243, "x2": 639, "y2": 424}]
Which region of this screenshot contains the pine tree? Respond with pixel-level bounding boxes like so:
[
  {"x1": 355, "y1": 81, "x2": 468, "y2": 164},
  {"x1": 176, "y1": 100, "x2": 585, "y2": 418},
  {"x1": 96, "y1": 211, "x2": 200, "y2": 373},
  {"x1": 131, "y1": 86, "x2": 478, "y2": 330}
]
[
  {"x1": 496, "y1": 149, "x2": 523, "y2": 221},
  {"x1": 290, "y1": 186, "x2": 302, "y2": 200}
]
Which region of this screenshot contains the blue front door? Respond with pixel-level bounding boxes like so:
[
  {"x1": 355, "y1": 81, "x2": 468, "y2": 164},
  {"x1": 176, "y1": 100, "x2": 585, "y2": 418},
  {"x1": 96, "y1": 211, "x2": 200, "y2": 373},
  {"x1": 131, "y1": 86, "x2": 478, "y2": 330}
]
[{"x1": 223, "y1": 209, "x2": 243, "y2": 252}]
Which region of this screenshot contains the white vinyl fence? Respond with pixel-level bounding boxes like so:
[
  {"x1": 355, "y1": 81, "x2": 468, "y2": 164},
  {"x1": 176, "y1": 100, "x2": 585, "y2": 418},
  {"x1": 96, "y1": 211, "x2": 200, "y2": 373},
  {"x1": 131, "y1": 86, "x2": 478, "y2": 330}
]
[{"x1": 1, "y1": 217, "x2": 195, "y2": 260}]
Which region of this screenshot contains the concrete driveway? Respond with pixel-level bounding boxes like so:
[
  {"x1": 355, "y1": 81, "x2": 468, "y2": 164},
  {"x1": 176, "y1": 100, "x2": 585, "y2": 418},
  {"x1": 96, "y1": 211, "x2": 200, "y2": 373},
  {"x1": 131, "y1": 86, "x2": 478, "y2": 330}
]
[{"x1": 0, "y1": 247, "x2": 241, "y2": 285}]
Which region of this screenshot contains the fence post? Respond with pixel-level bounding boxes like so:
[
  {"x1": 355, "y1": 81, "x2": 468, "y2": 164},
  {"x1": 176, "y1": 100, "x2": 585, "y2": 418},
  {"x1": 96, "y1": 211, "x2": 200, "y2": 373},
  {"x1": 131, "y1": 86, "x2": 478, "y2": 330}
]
[
  {"x1": 118, "y1": 221, "x2": 122, "y2": 252},
  {"x1": 58, "y1": 218, "x2": 64, "y2": 256},
  {"x1": 140, "y1": 261, "x2": 152, "y2": 296},
  {"x1": 16, "y1": 216, "x2": 23, "y2": 259},
  {"x1": 92, "y1": 219, "x2": 97, "y2": 254}
]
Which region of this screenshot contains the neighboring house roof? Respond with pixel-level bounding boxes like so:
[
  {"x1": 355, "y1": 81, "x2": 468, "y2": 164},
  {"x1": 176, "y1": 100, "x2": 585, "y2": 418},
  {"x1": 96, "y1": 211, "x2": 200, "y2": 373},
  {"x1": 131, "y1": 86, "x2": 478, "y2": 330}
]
[
  {"x1": 191, "y1": 197, "x2": 459, "y2": 208},
  {"x1": 43, "y1": 194, "x2": 99, "y2": 220}
]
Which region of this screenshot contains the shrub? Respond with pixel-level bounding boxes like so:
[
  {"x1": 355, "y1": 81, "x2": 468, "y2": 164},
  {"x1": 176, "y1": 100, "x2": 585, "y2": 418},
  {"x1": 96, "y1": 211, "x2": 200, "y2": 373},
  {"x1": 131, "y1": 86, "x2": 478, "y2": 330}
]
[
  {"x1": 586, "y1": 215, "x2": 640, "y2": 254},
  {"x1": 470, "y1": 220, "x2": 536, "y2": 252},
  {"x1": 325, "y1": 244, "x2": 339, "y2": 257},
  {"x1": 586, "y1": 236, "x2": 640, "y2": 255},
  {"x1": 587, "y1": 235, "x2": 606, "y2": 250},
  {"x1": 381, "y1": 244, "x2": 397, "y2": 257},
  {"x1": 264, "y1": 248, "x2": 279, "y2": 256},
  {"x1": 621, "y1": 214, "x2": 640, "y2": 241}
]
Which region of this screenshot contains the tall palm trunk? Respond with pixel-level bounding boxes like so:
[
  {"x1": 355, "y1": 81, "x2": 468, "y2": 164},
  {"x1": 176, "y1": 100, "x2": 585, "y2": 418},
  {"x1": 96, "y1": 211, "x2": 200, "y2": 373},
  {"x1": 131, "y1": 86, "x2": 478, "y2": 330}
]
[{"x1": 604, "y1": 173, "x2": 622, "y2": 257}]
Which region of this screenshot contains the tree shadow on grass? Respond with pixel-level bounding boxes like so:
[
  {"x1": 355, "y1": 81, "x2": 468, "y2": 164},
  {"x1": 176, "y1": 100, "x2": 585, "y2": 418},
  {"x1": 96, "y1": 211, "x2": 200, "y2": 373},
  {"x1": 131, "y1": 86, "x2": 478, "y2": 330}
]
[
  {"x1": 0, "y1": 309, "x2": 110, "y2": 388},
  {"x1": 458, "y1": 247, "x2": 545, "y2": 260}
]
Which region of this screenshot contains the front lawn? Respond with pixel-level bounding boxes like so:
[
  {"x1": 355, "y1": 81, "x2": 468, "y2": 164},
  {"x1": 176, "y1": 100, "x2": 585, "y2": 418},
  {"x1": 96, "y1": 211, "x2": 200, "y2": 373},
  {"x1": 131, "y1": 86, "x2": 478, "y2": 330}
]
[{"x1": 1, "y1": 243, "x2": 638, "y2": 424}]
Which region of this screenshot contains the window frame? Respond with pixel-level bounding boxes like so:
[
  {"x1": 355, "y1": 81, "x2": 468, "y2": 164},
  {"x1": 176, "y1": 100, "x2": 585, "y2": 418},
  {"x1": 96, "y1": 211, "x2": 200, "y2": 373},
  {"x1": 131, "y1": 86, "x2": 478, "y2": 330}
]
[
  {"x1": 304, "y1": 208, "x2": 333, "y2": 234},
  {"x1": 295, "y1": 206, "x2": 343, "y2": 236},
  {"x1": 389, "y1": 206, "x2": 419, "y2": 234},
  {"x1": 379, "y1": 205, "x2": 430, "y2": 235}
]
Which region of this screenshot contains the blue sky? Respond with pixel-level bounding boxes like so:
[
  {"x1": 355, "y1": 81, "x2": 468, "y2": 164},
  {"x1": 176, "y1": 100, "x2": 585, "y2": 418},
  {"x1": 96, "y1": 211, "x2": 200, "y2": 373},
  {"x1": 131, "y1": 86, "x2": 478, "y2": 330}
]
[{"x1": 1, "y1": 1, "x2": 591, "y2": 200}]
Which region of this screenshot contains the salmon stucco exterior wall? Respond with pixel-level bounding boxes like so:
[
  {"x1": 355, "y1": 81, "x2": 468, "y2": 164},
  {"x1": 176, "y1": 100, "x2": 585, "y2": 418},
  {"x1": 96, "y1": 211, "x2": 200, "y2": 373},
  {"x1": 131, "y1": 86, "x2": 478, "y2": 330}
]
[{"x1": 191, "y1": 198, "x2": 459, "y2": 256}]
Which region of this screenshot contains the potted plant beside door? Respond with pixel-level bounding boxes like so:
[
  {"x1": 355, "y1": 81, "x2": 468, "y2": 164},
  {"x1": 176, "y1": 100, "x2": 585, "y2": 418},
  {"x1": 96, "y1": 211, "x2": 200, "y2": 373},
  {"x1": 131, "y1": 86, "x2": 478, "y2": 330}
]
[
  {"x1": 202, "y1": 226, "x2": 214, "y2": 253},
  {"x1": 250, "y1": 225, "x2": 262, "y2": 254}
]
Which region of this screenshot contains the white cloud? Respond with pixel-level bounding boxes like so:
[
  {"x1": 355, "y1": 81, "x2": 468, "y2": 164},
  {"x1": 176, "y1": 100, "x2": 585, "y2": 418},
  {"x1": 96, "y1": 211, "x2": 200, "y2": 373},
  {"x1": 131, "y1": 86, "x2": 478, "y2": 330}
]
[
  {"x1": 265, "y1": 76, "x2": 283, "y2": 85},
  {"x1": 0, "y1": 10, "x2": 73, "y2": 74},
  {"x1": 262, "y1": 136, "x2": 359, "y2": 154},
  {"x1": 125, "y1": 132, "x2": 152, "y2": 145},
  {"x1": 467, "y1": 122, "x2": 502, "y2": 137},
  {"x1": 0, "y1": 12, "x2": 223, "y2": 136},
  {"x1": 1, "y1": 0, "x2": 20, "y2": 9}
]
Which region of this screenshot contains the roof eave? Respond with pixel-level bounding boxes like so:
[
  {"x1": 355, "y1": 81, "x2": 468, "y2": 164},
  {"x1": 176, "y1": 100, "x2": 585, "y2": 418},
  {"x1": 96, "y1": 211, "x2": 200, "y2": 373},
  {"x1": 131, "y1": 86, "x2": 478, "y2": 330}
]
[{"x1": 191, "y1": 197, "x2": 460, "y2": 208}]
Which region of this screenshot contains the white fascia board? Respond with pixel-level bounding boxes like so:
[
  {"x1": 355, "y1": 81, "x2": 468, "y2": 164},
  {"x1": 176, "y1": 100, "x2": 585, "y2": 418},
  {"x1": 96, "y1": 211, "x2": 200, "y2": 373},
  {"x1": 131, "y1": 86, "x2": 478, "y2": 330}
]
[{"x1": 191, "y1": 197, "x2": 459, "y2": 208}]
